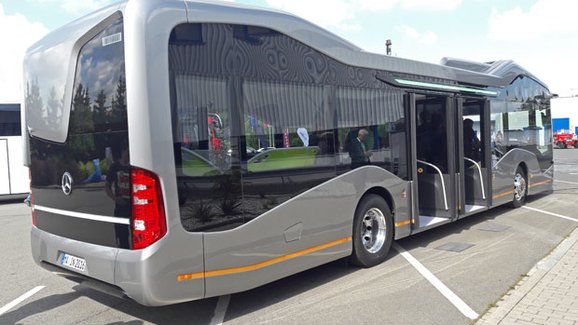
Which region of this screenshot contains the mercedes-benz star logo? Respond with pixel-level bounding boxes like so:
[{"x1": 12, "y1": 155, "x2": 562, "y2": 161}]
[{"x1": 61, "y1": 172, "x2": 73, "y2": 196}]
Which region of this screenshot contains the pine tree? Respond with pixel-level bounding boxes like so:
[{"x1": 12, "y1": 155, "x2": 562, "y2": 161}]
[
  {"x1": 93, "y1": 89, "x2": 107, "y2": 132},
  {"x1": 111, "y1": 76, "x2": 127, "y2": 130},
  {"x1": 25, "y1": 79, "x2": 44, "y2": 125}
]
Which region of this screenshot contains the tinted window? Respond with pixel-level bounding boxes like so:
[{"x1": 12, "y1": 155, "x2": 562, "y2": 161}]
[
  {"x1": 243, "y1": 80, "x2": 332, "y2": 171},
  {"x1": 70, "y1": 18, "x2": 127, "y2": 136},
  {"x1": 29, "y1": 16, "x2": 130, "y2": 248},
  {"x1": 336, "y1": 87, "x2": 408, "y2": 178},
  {"x1": 490, "y1": 76, "x2": 552, "y2": 171},
  {"x1": 0, "y1": 105, "x2": 21, "y2": 136},
  {"x1": 169, "y1": 23, "x2": 406, "y2": 232}
]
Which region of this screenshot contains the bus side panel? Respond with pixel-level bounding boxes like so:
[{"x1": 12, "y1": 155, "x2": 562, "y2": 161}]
[
  {"x1": 115, "y1": 231, "x2": 205, "y2": 306},
  {"x1": 112, "y1": 0, "x2": 205, "y2": 306},
  {"x1": 491, "y1": 148, "x2": 542, "y2": 206},
  {"x1": 203, "y1": 166, "x2": 407, "y2": 298},
  {"x1": 527, "y1": 163, "x2": 553, "y2": 196}
]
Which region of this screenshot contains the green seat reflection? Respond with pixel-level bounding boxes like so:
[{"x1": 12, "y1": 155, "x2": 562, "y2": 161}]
[
  {"x1": 248, "y1": 147, "x2": 319, "y2": 172},
  {"x1": 181, "y1": 147, "x2": 221, "y2": 176}
]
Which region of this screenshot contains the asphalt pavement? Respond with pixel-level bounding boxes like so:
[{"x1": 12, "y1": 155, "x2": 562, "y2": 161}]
[{"x1": 0, "y1": 148, "x2": 577, "y2": 325}]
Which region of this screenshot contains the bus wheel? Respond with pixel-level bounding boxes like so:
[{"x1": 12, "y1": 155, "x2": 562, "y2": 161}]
[
  {"x1": 350, "y1": 195, "x2": 393, "y2": 267},
  {"x1": 512, "y1": 166, "x2": 527, "y2": 208}
]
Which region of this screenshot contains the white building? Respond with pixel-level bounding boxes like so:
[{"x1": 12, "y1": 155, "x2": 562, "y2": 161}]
[{"x1": 551, "y1": 96, "x2": 578, "y2": 133}]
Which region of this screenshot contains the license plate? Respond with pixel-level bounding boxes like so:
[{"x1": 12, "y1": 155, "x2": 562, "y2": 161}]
[{"x1": 59, "y1": 253, "x2": 87, "y2": 272}]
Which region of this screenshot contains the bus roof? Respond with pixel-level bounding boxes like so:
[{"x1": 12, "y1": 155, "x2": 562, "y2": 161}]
[
  {"x1": 179, "y1": 0, "x2": 547, "y2": 89},
  {"x1": 25, "y1": 0, "x2": 548, "y2": 93}
]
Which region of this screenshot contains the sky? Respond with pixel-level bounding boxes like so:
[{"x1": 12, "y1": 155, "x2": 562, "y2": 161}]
[{"x1": 1, "y1": 0, "x2": 577, "y2": 103}]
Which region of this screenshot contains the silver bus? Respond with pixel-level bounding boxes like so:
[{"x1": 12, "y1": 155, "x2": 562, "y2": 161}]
[{"x1": 23, "y1": 0, "x2": 553, "y2": 306}]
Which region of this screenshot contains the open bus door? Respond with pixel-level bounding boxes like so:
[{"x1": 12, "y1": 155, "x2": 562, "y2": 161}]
[
  {"x1": 410, "y1": 94, "x2": 491, "y2": 231},
  {"x1": 457, "y1": 97, "x2": 490, "y2": 216},
  {"x1": 411, "y1": 94, "x2": 457, "y2": 229}
]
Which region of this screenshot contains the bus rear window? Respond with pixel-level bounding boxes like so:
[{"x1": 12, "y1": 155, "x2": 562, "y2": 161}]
[{"x1": 69, "y1": 17, "x2": 127, "y2": 136}]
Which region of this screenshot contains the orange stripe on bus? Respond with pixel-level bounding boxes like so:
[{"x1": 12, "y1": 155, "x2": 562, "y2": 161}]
[
  {"x1": 177, "y1": 236, "x2": 353, "y2": 281},
  {"x1": 529, "y1": 179, "x2": 552, "y2": 188},
  {"x1": 492, "y1": 179, "x2": 552, "y2": 200},
  {"x1": 395, "y1": 219, "x2": 411, "y2": 227},
  {"x1": 492, "y1": 190, "x2": 515, "y2": 199}
]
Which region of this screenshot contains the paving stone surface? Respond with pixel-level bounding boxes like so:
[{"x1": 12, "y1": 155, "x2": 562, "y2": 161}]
[{"x1": 478, "y1": 227, "x2": 578, "y2": 325}]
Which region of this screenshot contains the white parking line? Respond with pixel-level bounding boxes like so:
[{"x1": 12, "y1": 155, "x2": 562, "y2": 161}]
[
  {"x1": 0, "y1": 286, "x2": 45, "y2": 316},
  {"x1": 522, "y1": 206, "x2": 578, "y2": 223},
  {"x1": 209, "y1": 294, "x2": 231, "y2": 325},
  {"x1": 393, "y1": 243, "x2": 479, "y2": 320}
]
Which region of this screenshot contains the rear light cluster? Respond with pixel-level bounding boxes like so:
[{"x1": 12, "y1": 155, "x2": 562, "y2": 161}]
[{"x1": 131, "y1": 167, "x2": 167, "y2": 250}]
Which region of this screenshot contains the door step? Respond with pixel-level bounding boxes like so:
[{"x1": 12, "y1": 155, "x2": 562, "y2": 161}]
[
  {"x1": 465, "y1": 205, "x2": 485, "y2": 213},
  {"x1": 419, "y1": 215, "x2": 449, "y2": 227}
]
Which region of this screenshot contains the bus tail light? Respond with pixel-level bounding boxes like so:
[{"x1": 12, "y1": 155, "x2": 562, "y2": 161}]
[{"x1": 131, "y1": 167, "x2": 167, "y2": 250}]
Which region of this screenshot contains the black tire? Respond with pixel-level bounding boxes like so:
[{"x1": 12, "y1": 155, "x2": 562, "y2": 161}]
[
  {"x1": 574, "y1": 142, "x2": 578, "y2": 149},
  {"x1": 512, "y1": 166, "x2": 527, "y2": 208},
  {"x1": 557, "y1": 142, "x2": 566, "y2": 149},
  {"x1": 350, "y1": 194, "x2": 393, "y2": 267}
]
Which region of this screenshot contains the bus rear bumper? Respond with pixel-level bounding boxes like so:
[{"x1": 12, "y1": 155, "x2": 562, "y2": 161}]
[
  {"x1": 30, "y1": 226, "x2": 205, "y2": 306},
  {"x1": 39, "y1": 261, "x2": 128, "y2": 300}
]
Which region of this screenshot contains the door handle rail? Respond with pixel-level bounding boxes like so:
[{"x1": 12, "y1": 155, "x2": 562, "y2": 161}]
[
  {"x1": 417, "y1": 160, "x2": 449, "y2": 211},
  {"x1": 464, "y1": 157, "x2": 486, "y2": 200}
]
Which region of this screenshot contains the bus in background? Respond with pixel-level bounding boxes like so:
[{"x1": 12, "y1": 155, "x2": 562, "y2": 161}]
[
  {"x1": 0, "y1": 104, "x2": 29, "y2": 200},
  {"x1": 23, "y1": 0, "x2": 553, "y2": 306}
]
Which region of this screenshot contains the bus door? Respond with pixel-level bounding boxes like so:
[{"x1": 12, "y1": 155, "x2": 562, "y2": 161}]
[
  {"x1": 412, "y1": 94, "x2": 457, "y2": 228},
  {"x1": 457, "y1": 98, "x2": 490, "y2": 216}
]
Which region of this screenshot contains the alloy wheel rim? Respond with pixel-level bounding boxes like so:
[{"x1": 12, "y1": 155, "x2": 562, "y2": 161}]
[
  {"x1": 361, "y1": 208, "x2": 387, "y2": 254},
  {"x1": 514, "y1": 173, "x2": 526, "y2": 201}
]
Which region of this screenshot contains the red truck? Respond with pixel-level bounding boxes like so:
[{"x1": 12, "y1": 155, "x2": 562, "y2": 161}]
[{"x1": 554, "y1": 129, "x2": 578, "y2": 149}]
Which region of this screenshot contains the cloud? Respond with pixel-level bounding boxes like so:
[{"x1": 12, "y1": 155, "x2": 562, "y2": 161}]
[
  {"x1": 59, "y1": 0, "x2": 111, "y2": 14},
  {"x1": 0, "y1": 4, "x2": 49, "y2": 103},
  {"x1": 353, "y1": 0, "x2": 399, "y2": 11},
  {"x1": 266, "y1": 0, "x2": 359, "y2": 30},
  {"x1": 265, "y1": 0, "x2": 461, "y2": 31},
  {"x1": 489, "y1": 0, "x2": 578, "y2": 41},
  {"x1": 27, "y1": 0, "x2": 112, "y2": 15},
  {"x1": 396, "y1": 25, "x2": 438, "y2": 44},
  {"x1": 400, "y1": 0, "x2": 461, "y2": 11}
]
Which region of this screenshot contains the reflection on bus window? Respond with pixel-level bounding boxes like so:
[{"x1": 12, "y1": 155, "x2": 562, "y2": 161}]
[
  {"x1": 174, "y1": 75, "x2": 231, "y2": 176},
  {"x1": 242, "y1": 80, "x2": 332, "y2": 173},
  {"x1": 336, "y1": 87, "x2": 408, "y2": 179}
]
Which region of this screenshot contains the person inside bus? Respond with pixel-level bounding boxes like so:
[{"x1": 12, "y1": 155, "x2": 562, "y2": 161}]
[
  {"x1": 463, "y1": 118, "x2": 481, "y2": 161},
  {"x1": 492, "y1": 130, "x2": 504, "y2": 155},
  {"x1": 349, "y1": 128, "x2": 372, "y2": 169},
  {"x1": 416, "y1": 110, "x2": 431, "y2": 160},
  {"x1": 427, "y1": 112, "x2": 447, "y2": 171}
]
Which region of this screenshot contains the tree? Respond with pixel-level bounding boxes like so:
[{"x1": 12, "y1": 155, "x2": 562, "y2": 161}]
[
  {"x1": 25, "y1": 79, "x2": 44, "y2": 125},
  {"x1": 47, "y1": 87, "x2": 62, "y2": 126},
  {"x1": 93, "y1": 89, "x2": 107, "y2": 132},
  {"x1": 68, "y1": 83, "x2": 95, "y2": 160},
  {"x1": 111, "y1": 76, "x2": 127, "y2": 130}
]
